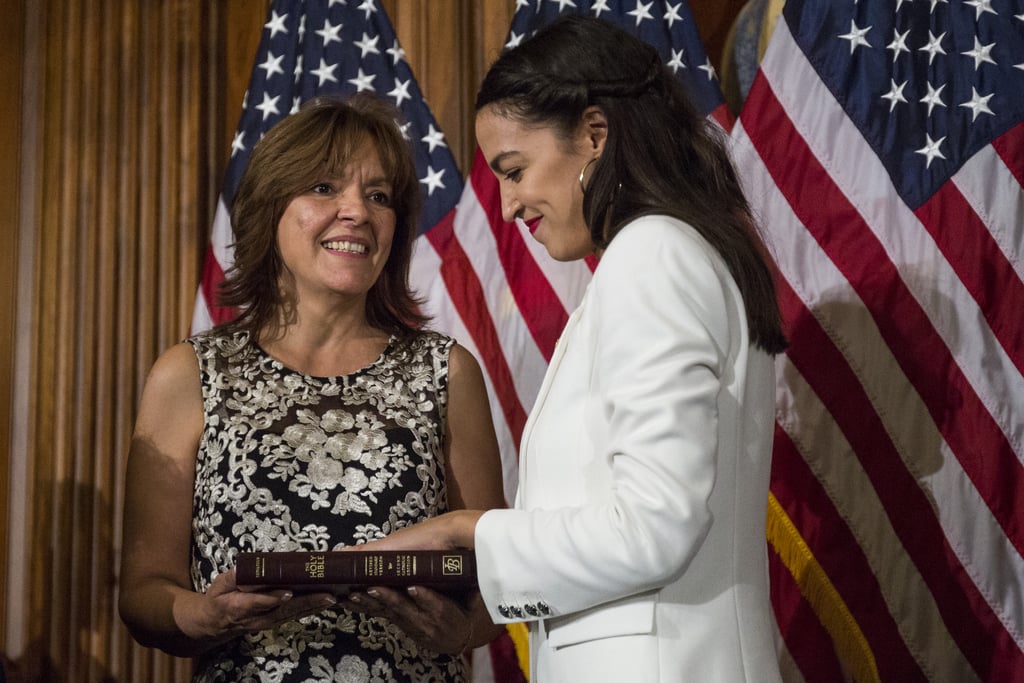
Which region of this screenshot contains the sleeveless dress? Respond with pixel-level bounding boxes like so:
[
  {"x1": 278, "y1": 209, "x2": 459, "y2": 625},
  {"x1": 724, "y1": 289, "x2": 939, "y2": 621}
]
[{"x1": 186, "y1": 330, "x2": 468, "y2": 682}]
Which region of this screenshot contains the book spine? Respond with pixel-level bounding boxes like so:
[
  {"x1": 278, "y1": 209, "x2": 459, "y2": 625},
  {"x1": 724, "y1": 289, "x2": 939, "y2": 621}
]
[{"x1": 235, "y1": 550, "x2": 475, "y2": 587}]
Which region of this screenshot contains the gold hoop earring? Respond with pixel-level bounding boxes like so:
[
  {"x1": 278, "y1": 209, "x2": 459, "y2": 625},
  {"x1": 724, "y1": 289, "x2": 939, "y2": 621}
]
[{"x1": 578, "y1": 157, "x2": 599, "y2": 195}]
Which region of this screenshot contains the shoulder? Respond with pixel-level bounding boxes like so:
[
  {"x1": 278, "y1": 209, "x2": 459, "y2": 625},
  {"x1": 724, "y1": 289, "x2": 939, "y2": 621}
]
[
  {"x1": 594, "y1": 215, "x2": 741, "y2": 353},
  {"x1": 447, "y1": 343, "x2": 483, "y2": 378},
  {"x1": 147, "y1": 341, "x2": 201, "y2": 387},
  {"x1": 400, "y1": 329, "x2": 456, "y2": 356},
  {"x1": 186, "y1": 329, "x2": 250, "y2": 358},
  {"x1": 420, "y1": 329, "x2": 456, "y2": 351},
  {"x1": 602, "y1": 215, "x2": 723, "y2": 274},
  {"x1": 596, "y1": 215, "x2": 734, "y2": 302},
  {"x1": 134, "y1": 342, "x2": 203, "y2": 440},
  {"x1": 442, "y1": 342, "x2": 489, "y2": 402}
]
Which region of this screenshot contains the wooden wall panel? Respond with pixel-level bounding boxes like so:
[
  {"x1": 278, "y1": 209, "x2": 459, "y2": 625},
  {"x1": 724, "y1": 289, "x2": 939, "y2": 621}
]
[
  {"x1": 1, "y1": 2, "x2": 745, "y2": 680},
  {"x1": 0, "y1": 0, "x2": 25, "y2": 658}
]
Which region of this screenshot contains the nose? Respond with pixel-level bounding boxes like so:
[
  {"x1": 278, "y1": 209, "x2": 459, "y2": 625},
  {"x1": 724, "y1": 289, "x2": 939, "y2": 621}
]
[
  {"x1": 501, "y1": 193, "x2": 521, "y2": 223},
  {"x1": 335, "y1": 187, "x2": 369, "y2": 222}
]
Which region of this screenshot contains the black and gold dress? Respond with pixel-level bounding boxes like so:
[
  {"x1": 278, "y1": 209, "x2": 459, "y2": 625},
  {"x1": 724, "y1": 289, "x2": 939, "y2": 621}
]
[{"x1": 187, "y1": 330, "x2": 466, "y2": 682}]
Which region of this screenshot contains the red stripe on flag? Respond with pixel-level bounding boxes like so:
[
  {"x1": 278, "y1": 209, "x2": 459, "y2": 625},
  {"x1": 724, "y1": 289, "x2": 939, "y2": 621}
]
[
  {"x1": 709, "y1": 102, "x2": 735, "y2": 132},
  {"x1": 199, "y1": 244, "x2": 236, "y2": 326},
  {"x1": 770, "y1": 424, "x2": 927, "y2": 682},
  {"x1": 486, "y1": 631, "x2": 528, "y2": 683},
  {"x1": 747, "y1": 75, "x2": 1024, "y2": 560},
  {"x1": 748, "y1": 75, "x2": 1024, "y2": 679},
  {"x1": 914, "y1": 182, "x2": 1024, "y2": 376},
  {"x1": 425, "y1": 210, "x2": 528, "y2": 449},
  {"x1": 470, "y1": 150, "x2": 570, "y2": 361},
  {"x1": 992, "y1": 121, "x2": 1024, "y2": 188}
]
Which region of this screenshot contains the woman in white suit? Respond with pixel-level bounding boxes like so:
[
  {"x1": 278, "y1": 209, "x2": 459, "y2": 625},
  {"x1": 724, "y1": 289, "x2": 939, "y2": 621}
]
[{"x1": 345, "y1": 15, "x2": 788, "y2": 682}]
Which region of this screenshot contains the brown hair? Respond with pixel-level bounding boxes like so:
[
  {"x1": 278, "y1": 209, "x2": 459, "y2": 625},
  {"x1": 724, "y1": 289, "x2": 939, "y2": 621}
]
[{"x1": 216, "y1": 92, "x2": 426, "y2": 338}]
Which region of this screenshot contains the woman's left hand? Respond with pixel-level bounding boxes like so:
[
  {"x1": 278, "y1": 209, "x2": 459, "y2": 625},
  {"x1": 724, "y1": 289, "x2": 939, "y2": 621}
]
[
  {"x1": 353, "y1": 510, "x2": 484, "y2": 552},
  {"x1": 342, "y1": 585, "x2": 473, "y2": 655}
]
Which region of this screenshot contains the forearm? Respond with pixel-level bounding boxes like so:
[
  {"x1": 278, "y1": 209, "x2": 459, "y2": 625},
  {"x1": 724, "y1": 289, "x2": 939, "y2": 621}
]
[
  {"x1": 465, "y1": 595, "x2": 505, "y2": 651},
  {"x1": 446, "y1": 509, "x2": 484, "y2": 549},
  {"x1": 119, "y1": 581, "x2": 231, "y2": 658}
]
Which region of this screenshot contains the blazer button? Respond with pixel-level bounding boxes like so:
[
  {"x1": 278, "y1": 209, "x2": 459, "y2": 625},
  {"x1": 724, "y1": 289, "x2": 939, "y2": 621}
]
[
  {"x1": 524, "y1": 604, "x2": 539, "y2": 616},
  {"x1": 498, "y1": 605, "x2": 511, "y2": 619},
  {"x1": 510, "y1": 606, "x2": 524, "y2": 618},
  {"x1": 537, "y1": 601, "x2": 550, "y2": 615}
]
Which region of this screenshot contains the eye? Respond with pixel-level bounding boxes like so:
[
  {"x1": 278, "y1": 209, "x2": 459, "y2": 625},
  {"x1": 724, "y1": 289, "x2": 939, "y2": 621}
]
[
  {"x1": 368, "y1": 190, "x2": 392, "y2": 206},
  {"x1": 502, "y1": 168, "x2": 523, "y2": 183},
  {"x1": 310, "y1": 182, "x2": 333, "y2": 195}
]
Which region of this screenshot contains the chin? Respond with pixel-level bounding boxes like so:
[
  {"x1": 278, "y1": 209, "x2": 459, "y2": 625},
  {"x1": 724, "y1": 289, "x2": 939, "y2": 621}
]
[
  {"x1": 540, "y1": 248, "x2": 590, "y2": 263},
  {"x1": 533, "y1": 233, "x2": 591, "y2": 262},
  {"x1": 547, "y1": 250, "x2": 584, "y2": 263}
]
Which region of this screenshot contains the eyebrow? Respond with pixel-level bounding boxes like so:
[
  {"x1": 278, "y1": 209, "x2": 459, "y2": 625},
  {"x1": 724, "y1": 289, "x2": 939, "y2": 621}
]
[{"x1": 488, "y1": 151, "x2": 519, "y2": 174}]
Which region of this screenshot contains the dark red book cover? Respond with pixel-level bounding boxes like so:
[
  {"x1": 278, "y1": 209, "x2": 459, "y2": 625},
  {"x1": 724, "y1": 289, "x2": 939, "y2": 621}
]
[{"x1": 235, "y1": 549, "x2": 477, "y2": 597}]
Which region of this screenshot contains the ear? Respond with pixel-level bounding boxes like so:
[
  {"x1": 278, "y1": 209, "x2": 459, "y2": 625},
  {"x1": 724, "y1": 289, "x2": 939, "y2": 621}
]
[{"x1": 580, "y1": 106, "x2": 608, "y2": 156}]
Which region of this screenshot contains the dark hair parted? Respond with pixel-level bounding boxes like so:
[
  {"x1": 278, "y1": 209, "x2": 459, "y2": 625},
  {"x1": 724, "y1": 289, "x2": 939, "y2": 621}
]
[
  {"x1": 475, "y1": 15, "x2": 786, "y2": 354},
  {"x1": 216, "y1": 92, "x2": 426, "y2": 339}
]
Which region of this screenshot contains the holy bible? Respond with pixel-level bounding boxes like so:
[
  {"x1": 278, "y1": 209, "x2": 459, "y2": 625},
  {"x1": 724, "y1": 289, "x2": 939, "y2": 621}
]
[{"x1": 235, "y1": 549, "x2": 477, "y2": 597}]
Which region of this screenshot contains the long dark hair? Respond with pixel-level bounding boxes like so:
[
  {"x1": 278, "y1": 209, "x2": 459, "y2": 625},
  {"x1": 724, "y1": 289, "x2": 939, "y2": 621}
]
[
  {"x1": 476, "y1": 15, "x2": 786, "y2": 354},
  {"x1": 216, "y1": 93, "x2": 426, "y2": 339}
]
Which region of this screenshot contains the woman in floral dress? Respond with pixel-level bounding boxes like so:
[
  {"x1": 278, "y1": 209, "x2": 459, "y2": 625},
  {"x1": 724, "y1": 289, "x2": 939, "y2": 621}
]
[{"x1": 118, "y1": 93, "x2": 506, "y2": 682}]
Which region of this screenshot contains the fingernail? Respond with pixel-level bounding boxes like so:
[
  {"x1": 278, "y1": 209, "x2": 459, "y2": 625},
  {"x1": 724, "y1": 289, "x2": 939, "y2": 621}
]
[
  {"x1": 282, "y1": 592, "x2": 293, "y2": 602},
  {"x1": 322, "y1": 596, "x2": 337, "y2": 607},
  {"x1": 366, "y1": 589, "x2": 379, "y2": 597},
  {"x1": 407, "y1": 586, "x2": 418, "y2": 596},
  {"x1": 349, "y1": 593, "x2": 361, "y2": 604}
]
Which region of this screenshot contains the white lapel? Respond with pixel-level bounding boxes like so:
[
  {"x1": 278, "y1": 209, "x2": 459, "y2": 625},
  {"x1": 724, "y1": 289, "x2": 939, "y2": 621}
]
[{"x1": 517, "y1": 296, "x2": 588, "y2": 506}]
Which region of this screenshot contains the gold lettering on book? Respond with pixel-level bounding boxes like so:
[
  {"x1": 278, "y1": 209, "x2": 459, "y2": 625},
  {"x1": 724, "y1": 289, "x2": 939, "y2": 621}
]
[
  {"x1": 442, "y1": 555, "x2": 463, "y2": 576},
  {"x1": 394, "y1": 554, "x2": 413, "y2": 576},
  {"x1": 365, "y1": 555, "x2": 384, "y2": 577},
  {"x1": 255, "y1": 556, "x2": 266, "y2": 579},
  {"x1": 305, "y1": 554, "x2": 325, "y2": 579}
]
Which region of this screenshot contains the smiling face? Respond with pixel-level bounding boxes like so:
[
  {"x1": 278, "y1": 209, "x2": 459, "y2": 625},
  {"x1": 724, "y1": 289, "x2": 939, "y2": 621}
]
[
  {"x1": 475, "y1": 105, "x2": 604, "y2": 262},
  {"x1": 276, "y1": 142, "x2": 396, "y2": 304}
]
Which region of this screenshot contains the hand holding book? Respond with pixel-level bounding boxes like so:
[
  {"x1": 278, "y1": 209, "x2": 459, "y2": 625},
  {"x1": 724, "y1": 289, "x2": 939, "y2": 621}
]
[
  {"x1": 235, "y1": 546, "x2": 483, "y2": 655},
  {"x1": 233, "y1": 513, "x2": 501, "y2": 655},
  {"x1": 343, "y1": 581, "x2": 479, "y2": 656}
]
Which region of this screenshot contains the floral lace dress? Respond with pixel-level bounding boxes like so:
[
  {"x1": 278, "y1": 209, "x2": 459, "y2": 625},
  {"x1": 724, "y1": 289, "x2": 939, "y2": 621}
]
[{"x1": 187, "y1": 330, "x2": 468, "y2": 682}]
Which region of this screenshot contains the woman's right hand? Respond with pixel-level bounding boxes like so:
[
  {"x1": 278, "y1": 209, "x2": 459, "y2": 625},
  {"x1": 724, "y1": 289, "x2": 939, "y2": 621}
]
[{"x1": 189, "y1": 569, "x2": 338, "y2": 640}]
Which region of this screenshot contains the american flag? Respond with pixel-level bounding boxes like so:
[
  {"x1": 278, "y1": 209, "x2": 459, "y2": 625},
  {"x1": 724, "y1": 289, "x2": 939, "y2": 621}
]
[{"x1": 730, "y1": 0, "x2": 1024, "y2": 680}]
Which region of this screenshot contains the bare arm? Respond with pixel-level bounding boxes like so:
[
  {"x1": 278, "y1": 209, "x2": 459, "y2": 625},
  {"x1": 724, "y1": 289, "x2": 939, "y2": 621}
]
[
  {"x1": 118, "y1": 342, "x2": 334, "y2": 656},
  {"x1": 442, "y1": 343, "x2": 506, "y2": 513}
]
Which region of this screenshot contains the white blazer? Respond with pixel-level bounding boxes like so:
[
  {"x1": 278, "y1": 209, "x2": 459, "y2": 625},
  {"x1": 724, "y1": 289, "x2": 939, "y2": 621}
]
[{"x1": 474, "y1": 216, "x2": 782, "y2": 682}]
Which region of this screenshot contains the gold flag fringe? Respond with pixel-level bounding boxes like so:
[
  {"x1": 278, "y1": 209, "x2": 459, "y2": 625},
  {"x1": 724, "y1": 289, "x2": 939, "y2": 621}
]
[
  {"x1": 766, "y1": 492, "x2": 881, "y2": 683},
  {"x1": 507, "y1": 622, "x2": 531, "y2": 680}
]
